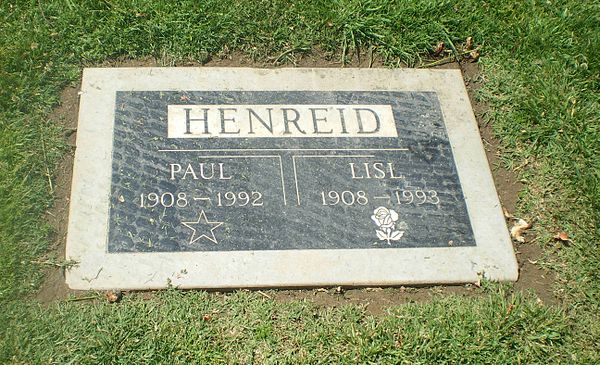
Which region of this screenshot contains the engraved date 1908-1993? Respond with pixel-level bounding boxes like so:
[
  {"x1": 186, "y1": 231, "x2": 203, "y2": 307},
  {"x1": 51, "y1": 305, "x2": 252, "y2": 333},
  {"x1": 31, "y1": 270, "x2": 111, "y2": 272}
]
[{"x1": 320, "y1": 189, "x2": 440, "y2": 206}]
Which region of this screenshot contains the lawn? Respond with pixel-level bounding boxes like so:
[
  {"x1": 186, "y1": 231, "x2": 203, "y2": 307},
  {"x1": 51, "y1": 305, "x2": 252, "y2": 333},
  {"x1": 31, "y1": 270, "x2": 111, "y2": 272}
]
[{"x1": 1, "y1": 0, "x2": 598, "y2": 363}]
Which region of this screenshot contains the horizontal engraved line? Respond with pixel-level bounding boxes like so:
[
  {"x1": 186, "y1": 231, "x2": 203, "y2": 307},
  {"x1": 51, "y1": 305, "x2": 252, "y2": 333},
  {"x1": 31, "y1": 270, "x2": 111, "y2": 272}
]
[
  {"x1": 158, "y1": 148, "x2": 409, "y2": 152},
  {"x1": 297, "y1": 155, "x2": 375, "y2": 158},
  {"x1": 189, "y1": 155, "x2": 280, "y2": 158}
]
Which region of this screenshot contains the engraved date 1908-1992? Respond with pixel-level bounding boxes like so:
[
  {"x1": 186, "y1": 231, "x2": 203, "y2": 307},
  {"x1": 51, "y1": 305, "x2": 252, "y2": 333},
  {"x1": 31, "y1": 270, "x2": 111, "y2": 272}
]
[{"x1": 139, "y1": 191, "x2": 264, "y2": 208}]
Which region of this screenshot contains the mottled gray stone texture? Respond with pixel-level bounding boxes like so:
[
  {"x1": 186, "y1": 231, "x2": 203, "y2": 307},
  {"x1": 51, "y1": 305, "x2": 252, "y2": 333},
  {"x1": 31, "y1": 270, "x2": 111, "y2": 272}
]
[{"x1": 108, "y1": 91, "x2": 475, "y2": 252}]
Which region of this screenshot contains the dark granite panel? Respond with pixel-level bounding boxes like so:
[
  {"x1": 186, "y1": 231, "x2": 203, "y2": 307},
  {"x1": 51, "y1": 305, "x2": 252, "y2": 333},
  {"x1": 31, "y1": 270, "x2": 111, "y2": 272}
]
[{"x1": 107, "y1": 91, "x2": 475, "y2": 252}]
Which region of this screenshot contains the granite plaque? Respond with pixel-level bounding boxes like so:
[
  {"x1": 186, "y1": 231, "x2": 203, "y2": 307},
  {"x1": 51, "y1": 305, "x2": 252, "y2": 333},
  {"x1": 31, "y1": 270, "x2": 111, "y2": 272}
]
[{"x1": 66, "y1": 68, "x2": 518, "y2": 290}]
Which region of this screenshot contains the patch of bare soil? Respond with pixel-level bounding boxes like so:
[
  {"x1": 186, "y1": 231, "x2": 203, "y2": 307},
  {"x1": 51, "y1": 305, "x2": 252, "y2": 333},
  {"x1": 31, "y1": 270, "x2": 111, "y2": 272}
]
[
  {"x1": 36, "y1": 53, "x2": 557, "y2": 311},
  {"x1": 36, "y1": 85, "x2": 79, "y2": 303}
]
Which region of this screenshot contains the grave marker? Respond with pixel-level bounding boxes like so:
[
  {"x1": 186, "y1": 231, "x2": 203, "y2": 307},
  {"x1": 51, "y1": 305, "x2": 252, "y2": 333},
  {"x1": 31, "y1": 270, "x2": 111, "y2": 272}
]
[{"x1": 66, "y1": 68, "x2": 518, "y2": 289}]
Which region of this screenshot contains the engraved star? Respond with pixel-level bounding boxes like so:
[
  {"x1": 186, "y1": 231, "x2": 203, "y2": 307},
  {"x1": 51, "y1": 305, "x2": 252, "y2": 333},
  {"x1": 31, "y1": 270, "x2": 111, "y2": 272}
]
[{"x1": 181, "y1": 210, "x2": 224, "y2": 244}]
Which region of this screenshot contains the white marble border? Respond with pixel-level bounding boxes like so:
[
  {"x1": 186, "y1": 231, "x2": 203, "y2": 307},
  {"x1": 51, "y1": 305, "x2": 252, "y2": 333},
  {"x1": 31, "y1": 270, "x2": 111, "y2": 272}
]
[{"x1": 66, "y1": 68, "x2": 518, "y2": 290}]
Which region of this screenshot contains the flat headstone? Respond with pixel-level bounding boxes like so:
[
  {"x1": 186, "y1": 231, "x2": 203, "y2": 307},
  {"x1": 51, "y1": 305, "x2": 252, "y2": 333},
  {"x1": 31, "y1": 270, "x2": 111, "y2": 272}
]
[{"x1": 66, "y1": 67, "x2": 518, "y2": 290}]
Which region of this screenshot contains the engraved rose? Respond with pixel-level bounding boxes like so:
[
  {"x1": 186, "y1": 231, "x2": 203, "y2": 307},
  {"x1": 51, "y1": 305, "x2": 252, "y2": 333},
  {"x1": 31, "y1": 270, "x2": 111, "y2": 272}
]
[
  {"x1": 371, "y1": 207, "x2": 398, "y2": 229},
  {"x1": 371, "y1": 206, "x2": 405, "y2": 244}
]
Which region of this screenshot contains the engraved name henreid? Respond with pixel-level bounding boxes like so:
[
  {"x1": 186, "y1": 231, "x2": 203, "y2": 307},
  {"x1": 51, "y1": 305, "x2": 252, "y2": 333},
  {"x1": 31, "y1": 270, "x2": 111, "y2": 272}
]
[{"x1": 167, "y1": 104, "x2": 397, "y2": 138}]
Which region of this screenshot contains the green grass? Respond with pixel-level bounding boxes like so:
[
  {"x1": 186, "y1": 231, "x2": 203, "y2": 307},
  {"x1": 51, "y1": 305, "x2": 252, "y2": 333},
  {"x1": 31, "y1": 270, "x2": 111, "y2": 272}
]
[
  {"x1": 0, "y1": 287, "x2": 575, "y2": 364},
  {"x1": 1, "y1": 0, "x2": 598, "y2": 363}
]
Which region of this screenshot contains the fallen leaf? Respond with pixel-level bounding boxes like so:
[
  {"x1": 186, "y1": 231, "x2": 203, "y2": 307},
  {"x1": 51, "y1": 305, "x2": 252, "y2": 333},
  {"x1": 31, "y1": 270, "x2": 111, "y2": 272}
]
[
  {"x1": 180, "y1": 95, "x2": 190, "y2": 102},
  {"x1": 469, "y1": 50, "x2": 480, "y2": 62},
  {"x1": 473, "y1": 272, "x2": 483, "y2": 288},
  {"x1": 503, "y1": 207, "x2": 514, "y2": 219},
  {"x1": 510, "y1": 219, "x2": 532, "y2": 243},
  {"x1": 506, "y1": 303, "x2": 514, "y2": 315},
  {"x1": 118, "y1": 195, "x2": 125, "y2": 203},
  {"x1": 433, "y1": 41, "x2": 445, "y2": 56},
  {"x1": 553, "y1": 232, "x2": 570, "y2": 242},
  {"x1": 465, "y1": 36, "x2": 473, "y2": 50},
  {"x1": 106, "y1": 290, "x2": 122, "y2": 303},
  {"x1": 202, "y1": 314, "x2": 212, "y2": 321}
]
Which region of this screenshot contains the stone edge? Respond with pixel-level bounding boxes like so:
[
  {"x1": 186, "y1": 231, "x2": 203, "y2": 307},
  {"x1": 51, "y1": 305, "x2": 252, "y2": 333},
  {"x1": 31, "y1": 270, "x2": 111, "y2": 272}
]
[{"x1": 65, "y1": 67, "x2": 518, "y2": 290}]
